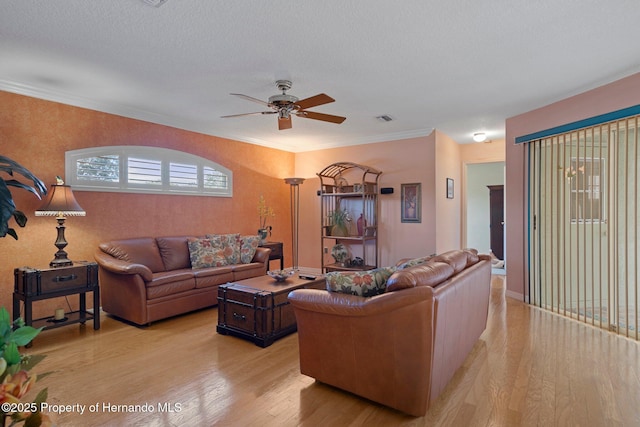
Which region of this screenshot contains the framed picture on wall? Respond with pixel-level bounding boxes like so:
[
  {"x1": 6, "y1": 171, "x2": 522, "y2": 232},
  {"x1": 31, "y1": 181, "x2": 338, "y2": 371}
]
[
  {"x1": 446, "y1": 178, "x2": 454, "y2": 199},
  {"x1": 401, "y1": 183, "x2": 421, "y2": 223}
]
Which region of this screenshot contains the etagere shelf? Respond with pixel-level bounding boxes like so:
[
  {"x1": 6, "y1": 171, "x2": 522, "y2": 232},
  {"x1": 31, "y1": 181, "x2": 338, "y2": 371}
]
[{"x1": 317, "y1": 162, "x2": 382, "y2": 273}]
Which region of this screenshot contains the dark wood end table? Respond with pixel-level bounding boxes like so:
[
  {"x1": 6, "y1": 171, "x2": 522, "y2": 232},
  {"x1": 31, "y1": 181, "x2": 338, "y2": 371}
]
[
  {"x1": 13, "y1": 261, "x2": 100, "y2": 333},
  {"x1": 259, "y1": 241, "x2": 284, "y2": 270}
]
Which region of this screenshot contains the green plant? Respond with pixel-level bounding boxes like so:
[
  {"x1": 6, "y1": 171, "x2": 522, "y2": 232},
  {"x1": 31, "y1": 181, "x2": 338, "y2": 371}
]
[
  {"x1": 0, "y1": 307, "x2": 51, "y2": 426},
  {"x1": 330, "y1": 208, "x2": 350, "y2": 226},
  {"x1": 0, "y1": 156, "x2": 47, "y2": 240}
]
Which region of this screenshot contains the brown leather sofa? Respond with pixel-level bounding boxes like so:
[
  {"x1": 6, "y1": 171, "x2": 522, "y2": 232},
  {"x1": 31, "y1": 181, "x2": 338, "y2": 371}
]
[
  {"x1": 288, "y1": 249, "x2": 491, "y2": 416},
  {"x1": 94, "y1": 236, "x2": 270, "y2": 326}
]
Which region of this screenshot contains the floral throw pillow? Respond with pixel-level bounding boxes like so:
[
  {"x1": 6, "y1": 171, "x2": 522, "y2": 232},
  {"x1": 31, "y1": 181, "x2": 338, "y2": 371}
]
[
  {"x1": 397, "y1": 255, "x2": 433, "y2": 270},
  {"x1": 206, "y1": 233, "x2": 241, "y2": 264},
  {"x1": 187, "y1": 238, "x2": 228, "y2": 269},
  {"x1": 326, "y1": 266, "x2": 397, "y2": 297},
  {"x1": 239, "y1": 235, "x2": 261, "y2": 264}
]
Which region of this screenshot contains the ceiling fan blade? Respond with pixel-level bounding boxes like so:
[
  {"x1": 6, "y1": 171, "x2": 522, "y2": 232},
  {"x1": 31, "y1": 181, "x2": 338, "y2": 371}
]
[
  {"x1": 230, "y1": 93, "x2": 270, "y2": 107},
  {"x1": 221, "y1": 111, "x2": 276, "y2": 118},
  {"x1": 296, "y1": 110, "x2": 346, "y2": 124},
  {"x1": 294, "y1": 93, "x2": 335, "y2": 110},
  {"x1": 278, "y1": 116, "x2": 292, "y2": 130}
]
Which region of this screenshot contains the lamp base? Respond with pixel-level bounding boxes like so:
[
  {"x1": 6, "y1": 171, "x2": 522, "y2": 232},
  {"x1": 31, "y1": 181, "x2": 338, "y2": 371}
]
[{"x1": 50, "y1": 257, "x2": 73, "y2": 268}]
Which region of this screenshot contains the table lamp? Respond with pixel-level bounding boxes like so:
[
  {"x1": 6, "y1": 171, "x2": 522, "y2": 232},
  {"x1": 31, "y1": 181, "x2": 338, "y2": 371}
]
[{"x1": 35, "y1": 178, "x2": 86, "y2": 267}]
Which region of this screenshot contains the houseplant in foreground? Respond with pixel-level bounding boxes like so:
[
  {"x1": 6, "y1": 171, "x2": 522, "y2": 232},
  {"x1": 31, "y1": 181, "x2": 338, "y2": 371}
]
[
  {"x1": 0, "y1": 307, "x2": 51, "y2": 426},
  {"x1": 0, "y1": 156, "x2": 47, "y2": 240}
]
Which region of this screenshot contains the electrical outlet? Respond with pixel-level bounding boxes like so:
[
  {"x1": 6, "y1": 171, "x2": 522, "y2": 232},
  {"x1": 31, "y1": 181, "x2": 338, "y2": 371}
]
[{"x1": 324, "y1": 247, "x2": 329, "y2": 254}]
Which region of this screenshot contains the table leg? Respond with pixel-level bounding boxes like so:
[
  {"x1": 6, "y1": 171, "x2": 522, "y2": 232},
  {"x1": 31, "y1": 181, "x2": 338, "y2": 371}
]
[
  {"x1": 79, "y1": 292, "x2": 86, "y2": 325},
  {"x1": 93, "y1": 288, "x2": 100, "y2": 330}
]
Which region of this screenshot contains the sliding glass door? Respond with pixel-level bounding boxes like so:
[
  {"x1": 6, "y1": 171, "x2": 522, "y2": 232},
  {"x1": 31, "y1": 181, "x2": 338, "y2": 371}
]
[{"x1": 527, "y1": 116, "x2": 639, "y2": 339}]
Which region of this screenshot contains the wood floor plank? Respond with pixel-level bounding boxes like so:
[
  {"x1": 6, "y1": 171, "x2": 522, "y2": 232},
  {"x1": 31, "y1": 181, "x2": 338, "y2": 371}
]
[{"x1": 19, "y1": 275, "x2": 640, "y2": 426}]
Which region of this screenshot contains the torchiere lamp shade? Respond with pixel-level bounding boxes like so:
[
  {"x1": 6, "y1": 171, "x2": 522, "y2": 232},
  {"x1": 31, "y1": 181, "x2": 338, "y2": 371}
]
[{"x1": 35, "y1": 184, "x2": 86, "y2": 267}]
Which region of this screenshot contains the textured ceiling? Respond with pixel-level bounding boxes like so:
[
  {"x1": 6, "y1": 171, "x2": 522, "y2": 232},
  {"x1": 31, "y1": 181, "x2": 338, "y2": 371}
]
[{"x1": 1, "y1": 1, "x2": 640, "y2": 152}]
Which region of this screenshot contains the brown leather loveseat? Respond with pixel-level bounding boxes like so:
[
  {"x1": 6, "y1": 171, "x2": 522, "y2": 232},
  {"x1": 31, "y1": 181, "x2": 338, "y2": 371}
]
[
  {"x1": 288, "y1": 249, "x2": 491, "y2": 416},
  {"x1": 94, "y1": 235, "x2": 270, "y2": 325}
]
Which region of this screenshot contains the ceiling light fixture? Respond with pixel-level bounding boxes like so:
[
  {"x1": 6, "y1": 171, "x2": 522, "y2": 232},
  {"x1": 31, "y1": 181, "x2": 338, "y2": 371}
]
[
  {"x1": 376, "y1": 115, "x2": 393, "y2": 122},
  {"x1": 473, "y1": 132, "x2": 487, "y2": 142}
]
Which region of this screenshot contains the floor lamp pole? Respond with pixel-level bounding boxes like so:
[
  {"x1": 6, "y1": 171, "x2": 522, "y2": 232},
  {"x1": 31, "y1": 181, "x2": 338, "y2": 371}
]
[{"x1": 284, "y1": 178, "x2": 305, "y2": 271}]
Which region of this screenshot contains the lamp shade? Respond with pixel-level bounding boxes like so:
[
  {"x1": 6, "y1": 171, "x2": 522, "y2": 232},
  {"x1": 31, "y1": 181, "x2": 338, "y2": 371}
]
[{"x1": 35, "y1": 184, "x2": 86, "y2": 217}]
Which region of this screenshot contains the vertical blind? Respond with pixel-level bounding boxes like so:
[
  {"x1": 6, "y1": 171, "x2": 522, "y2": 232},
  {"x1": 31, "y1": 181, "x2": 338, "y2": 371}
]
[{"x1": 527, "y1": 114, "x2": 639, "y2": 339}]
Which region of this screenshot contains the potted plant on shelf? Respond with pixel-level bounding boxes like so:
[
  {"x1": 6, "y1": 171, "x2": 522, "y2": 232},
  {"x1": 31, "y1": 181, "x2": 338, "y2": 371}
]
[
  {"x1": 0, "y1": 156, "x2": 47, "y2": 240},
  {"x1": 257, "y1": 195, "x2": 275, "y2": 242},
  {"x1": 330, "y1": 208, "x2": 351, "y2": 237}
]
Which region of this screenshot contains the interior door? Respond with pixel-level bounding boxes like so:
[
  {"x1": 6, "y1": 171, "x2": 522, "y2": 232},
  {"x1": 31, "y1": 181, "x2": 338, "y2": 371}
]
[{"x1": 488, "y1": 185, "x2": 504, "y2": 260}]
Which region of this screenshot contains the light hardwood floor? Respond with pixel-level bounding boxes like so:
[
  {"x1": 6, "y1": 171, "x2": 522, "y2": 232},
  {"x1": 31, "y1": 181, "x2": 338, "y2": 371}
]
[{"x1": 25, "y1": 275, "x2": 640, "y2": 426}]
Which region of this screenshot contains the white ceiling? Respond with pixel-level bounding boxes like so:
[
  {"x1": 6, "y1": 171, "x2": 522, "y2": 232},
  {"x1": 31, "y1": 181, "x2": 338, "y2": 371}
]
[{"x1": 2, "y1": 1, "x2": 640, "y2": 152}]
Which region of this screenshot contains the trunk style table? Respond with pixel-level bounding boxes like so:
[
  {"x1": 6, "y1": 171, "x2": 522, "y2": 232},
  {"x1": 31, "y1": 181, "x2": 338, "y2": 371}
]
[{"x1": 217, "y1": 273, "x2": 324, "y2": 347}]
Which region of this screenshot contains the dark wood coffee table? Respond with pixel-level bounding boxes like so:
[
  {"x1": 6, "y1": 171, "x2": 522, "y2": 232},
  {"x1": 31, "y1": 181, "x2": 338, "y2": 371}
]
[{"x1": 216, "y1": 273, "x2": 324, "y2": 347}]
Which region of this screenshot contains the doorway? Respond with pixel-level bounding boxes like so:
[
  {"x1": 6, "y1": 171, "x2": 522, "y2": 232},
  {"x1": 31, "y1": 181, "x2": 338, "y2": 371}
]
[
  {"x1": 488, "y1": 185, "x2": 504, "y2": 260},
  {"x1": 465, "y1": 162, "x2": 505, "y2": 261}
]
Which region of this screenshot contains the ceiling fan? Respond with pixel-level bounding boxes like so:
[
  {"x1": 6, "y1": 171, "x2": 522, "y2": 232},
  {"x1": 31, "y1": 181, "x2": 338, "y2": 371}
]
[{"x1": 221, "y1": 80, "x2": 346, "y2": 130}]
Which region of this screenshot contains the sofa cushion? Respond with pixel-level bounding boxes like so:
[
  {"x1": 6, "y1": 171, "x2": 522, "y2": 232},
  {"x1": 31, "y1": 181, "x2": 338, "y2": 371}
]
[
  {"x1": 326, "y1": 266, "x2": 396, "y2": 297},
  {"x1": 386, "y1": 261, "x2": 454, "y2": 292},
  {"x1": 396, "y1": 255, "x2": 433, "y2": 270},
  {"x1": 156, "y1": 236, "x2": 193, "y2": 271},
  {"x1": 239, "y1": 235, "x2": 260, "y2": 264},
  {"x1": 187, "y1": 237, "x2": 228, "y2": 269},
  {"x1": 431, "y1": 250, "x2": 468, "y2": 274},
  {"x1": 99, "y1": 237, "x2": 166, "y2": 273},
  {"x1": 463, "y1": 248, "x2": 480, "y2": 267},
  {"x1": 207, "y1": 233, "x2": 241, "y2": 264}
]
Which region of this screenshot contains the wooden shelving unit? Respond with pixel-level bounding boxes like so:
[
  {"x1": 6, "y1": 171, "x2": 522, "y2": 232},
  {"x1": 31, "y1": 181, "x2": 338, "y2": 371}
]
[{"x1": 317, "y1": 162, "x2": 382, "y2": 273}]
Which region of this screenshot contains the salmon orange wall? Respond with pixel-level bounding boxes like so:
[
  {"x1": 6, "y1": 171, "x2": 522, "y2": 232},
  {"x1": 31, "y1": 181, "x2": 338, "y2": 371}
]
[
  {"x1": 0, "y1": 91, "x2": 294, "y2": 317},
  {"x1": 505, "y1": 72, "x2": 640, "y2": 299},
  {"x1": 434, "y1": 130, "x2": 462, "y2": 253},
  {"x1": 294, "y1": 134, "x2": 439, "y2": 270}
]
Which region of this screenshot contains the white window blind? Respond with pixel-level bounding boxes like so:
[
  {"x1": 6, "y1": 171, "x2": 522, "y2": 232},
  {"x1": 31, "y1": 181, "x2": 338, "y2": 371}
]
[{"x1": 65, "y1": 146, "x2": 233, "y2": 197}]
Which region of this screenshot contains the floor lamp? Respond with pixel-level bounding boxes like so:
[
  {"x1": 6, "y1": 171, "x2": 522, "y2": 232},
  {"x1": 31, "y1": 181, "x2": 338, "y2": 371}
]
[{"x1": 284, "y1": 178, "x2": 304, "y2": 271}]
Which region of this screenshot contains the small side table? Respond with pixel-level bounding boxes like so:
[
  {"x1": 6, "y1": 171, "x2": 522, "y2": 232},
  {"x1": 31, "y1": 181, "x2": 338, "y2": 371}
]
[
  {"x1": 13, "y1": 261, "x2": 100, "y2": 332},
  {"x1": 259, "y1": 241, "x2": 284, "y2": 270}
]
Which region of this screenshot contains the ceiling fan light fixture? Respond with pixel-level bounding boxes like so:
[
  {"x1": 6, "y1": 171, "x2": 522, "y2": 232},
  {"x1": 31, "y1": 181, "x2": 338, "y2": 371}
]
[
  {"x1": 278, "y1": 109, "x2": 290, "y2": 119},
  {"x1": 473, "y1": 132, "x2": 487, "y2": 142}
]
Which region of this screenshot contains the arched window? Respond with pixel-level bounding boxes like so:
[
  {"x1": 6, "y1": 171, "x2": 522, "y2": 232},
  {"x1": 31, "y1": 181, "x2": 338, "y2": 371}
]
[{"x1": 65, "y1": 146, "x2": 232, "y2": 197}]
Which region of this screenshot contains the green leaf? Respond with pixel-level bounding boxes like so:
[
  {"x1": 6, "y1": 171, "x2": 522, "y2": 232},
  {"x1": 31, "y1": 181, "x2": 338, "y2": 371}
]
[
  {"x1": 33, "y1": 387, "x2": 48, "y2": 405},
  {"x1": 0, "y1": 307, "x2": 10, "y2": 324},
  {"x1": 13, "y1": 210, "x2": 27, "y2": 227},
  {"x1": 3, "y1": 342, "x2": 21, "y2": 365},
  {"x1": 11, "y1": 325, "x2": 42, "y2": 346}
]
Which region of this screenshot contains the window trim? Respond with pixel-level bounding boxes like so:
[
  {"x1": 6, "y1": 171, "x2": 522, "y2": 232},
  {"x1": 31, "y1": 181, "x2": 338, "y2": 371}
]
[{"x1": 65, "y1": 146, "x2": 233, "y2": 197}]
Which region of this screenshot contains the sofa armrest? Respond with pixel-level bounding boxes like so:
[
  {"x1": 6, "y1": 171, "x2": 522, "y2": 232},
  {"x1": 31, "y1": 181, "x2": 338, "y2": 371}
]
[
  {"x1": 94, "y1": 250, "x2": 154, "y2": 281},
  {"x1": 252, "y1": 247, "x2": 271, "y2": 266}
]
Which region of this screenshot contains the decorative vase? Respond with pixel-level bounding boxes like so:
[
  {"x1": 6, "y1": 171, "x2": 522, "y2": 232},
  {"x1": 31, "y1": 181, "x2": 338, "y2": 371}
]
[
  {"x1": 258, "y1": 228, "x2": 268, "y2": 242},
  {"x1": 331, "y1": 243, "x2": 349, "y2": 265},
  {"x1": 331, "y1": 224, "x2": 349, "y2": 237},
  {"x1": 357, "y1": 214, "x2": 366, "y2": 236}
]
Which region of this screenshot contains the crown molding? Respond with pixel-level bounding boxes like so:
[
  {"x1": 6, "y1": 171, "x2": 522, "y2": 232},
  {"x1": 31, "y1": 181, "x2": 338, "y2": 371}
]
[{"x1": 0, "y1": 79, "x2": 433, "y2": 153}]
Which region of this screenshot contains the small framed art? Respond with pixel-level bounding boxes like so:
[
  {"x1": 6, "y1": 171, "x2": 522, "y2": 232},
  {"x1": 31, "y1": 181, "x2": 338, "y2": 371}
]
[
  {"x1": 401, "y1": 183, "x2": 421, "y2": 223},
  {"x1": 446, "y1": 178, "x2": 454, "y2": 199}
]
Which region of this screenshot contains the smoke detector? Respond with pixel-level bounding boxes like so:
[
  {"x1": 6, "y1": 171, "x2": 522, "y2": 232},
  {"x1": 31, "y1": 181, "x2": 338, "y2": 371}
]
[{"x1": 142, "y1": 0, "x2": 169, "y2": 7}]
